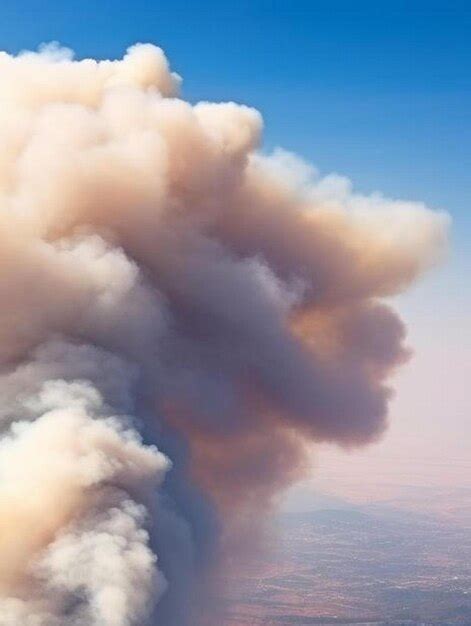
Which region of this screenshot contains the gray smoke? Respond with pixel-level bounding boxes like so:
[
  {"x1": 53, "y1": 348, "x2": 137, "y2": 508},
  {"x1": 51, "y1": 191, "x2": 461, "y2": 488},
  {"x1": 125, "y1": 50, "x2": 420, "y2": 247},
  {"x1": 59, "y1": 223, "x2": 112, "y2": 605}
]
[{"x1": 0, "y1": 43, "x2": 448, "y2": 625}]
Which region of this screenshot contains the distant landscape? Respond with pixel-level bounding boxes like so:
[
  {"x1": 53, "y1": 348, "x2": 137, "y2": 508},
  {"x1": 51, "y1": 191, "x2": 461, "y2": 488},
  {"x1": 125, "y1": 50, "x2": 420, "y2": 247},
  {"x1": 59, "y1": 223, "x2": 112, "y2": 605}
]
[{"x1": 219, "y1": 489, "x2": 471, "y2": 626}]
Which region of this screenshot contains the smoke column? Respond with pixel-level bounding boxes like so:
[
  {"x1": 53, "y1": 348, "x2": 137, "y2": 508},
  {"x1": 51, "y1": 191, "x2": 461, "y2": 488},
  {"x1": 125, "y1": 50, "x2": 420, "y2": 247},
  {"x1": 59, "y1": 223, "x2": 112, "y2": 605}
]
[{"x1": 0, "y1": 43, "x2": 447, "y2": 625}]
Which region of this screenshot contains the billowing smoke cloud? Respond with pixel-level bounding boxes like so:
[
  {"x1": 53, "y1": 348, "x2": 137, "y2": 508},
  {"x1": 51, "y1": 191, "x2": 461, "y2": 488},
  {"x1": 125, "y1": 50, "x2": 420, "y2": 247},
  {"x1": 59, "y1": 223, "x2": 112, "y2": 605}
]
[{"x1": 0, "y1": 43, "x2": 447, "y2": 625}]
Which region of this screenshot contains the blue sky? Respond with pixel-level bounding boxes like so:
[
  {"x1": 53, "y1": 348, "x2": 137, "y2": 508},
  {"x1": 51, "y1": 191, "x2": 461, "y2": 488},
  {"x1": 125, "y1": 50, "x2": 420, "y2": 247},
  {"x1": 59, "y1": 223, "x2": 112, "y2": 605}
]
[
  {"x1": 0, "y1": 1, "x2": 469, "y2": 242},
  {"x1": 0, "y1": 1, "x2": 469, "y2": 488}
]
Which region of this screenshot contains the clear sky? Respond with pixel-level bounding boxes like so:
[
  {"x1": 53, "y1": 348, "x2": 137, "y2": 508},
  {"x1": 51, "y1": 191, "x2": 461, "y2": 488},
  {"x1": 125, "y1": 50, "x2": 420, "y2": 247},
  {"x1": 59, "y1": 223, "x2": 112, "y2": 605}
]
[{"x1": 1, "y1": 1, "x2": 469, "y2": 498}]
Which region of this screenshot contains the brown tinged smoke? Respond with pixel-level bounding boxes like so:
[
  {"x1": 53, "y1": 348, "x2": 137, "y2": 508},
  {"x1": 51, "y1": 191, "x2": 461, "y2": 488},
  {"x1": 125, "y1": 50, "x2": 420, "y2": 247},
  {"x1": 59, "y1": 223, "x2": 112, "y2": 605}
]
[{"x1": 0, "y1": 43, "x2": 448, "y2": 626}]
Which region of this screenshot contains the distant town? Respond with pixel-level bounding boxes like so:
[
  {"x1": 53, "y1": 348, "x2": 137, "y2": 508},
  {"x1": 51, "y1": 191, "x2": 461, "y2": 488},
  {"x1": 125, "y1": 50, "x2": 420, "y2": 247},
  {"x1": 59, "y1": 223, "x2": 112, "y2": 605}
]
[{"x1": 218, "y1": 502, "x2": 471, "y2": 626}]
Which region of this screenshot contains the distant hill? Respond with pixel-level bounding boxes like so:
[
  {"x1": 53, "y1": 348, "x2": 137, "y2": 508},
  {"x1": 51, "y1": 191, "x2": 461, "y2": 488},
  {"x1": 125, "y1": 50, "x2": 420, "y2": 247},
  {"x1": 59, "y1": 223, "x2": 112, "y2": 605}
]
[{"x1": 280, "y1": 508, "x2": 373, "y2": 525}]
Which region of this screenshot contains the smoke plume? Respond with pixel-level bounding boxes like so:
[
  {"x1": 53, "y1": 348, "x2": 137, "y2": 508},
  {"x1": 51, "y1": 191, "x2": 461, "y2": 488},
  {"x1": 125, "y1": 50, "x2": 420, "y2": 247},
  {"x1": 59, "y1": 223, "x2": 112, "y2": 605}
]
[{"x1": 0, "y1": 43, "x2": 447, "y2": 625}]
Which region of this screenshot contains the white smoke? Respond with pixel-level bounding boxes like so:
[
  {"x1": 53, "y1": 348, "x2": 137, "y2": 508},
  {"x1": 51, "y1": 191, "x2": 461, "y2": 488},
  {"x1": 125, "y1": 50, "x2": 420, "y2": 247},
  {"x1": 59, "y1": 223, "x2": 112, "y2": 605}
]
[
  {"x1": 0, "y1": 43, "x2": 448, "y2": 625},
  {"x1": 0, "y1": 347, "x2": 169, "y2": 626}
]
